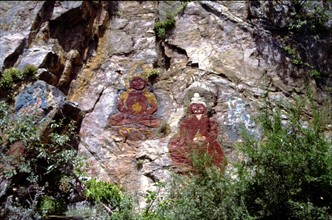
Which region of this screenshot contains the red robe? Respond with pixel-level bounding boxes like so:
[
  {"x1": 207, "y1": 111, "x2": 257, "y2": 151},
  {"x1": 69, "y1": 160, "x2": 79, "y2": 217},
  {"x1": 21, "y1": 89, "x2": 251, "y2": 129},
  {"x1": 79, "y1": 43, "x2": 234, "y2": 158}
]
[{"x1": 169, "y1": 112, "x2": 225, "y2": 170}]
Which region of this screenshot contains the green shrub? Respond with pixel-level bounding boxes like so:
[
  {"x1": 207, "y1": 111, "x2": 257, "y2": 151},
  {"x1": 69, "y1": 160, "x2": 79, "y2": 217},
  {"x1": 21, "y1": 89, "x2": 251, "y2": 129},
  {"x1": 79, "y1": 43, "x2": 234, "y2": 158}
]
[
  {"x1": 139, "y1": 96, "x2": 331, "y2": 220},
  {"x1": 239, "y1": 97, "x2": 332, "y2": 219},
  {"x1": 154, "y1": 16, "x2": 176, "y2": 39},
  {"x1": 0, "y1": 101, "x2": 83, "y2": 219},
  {"x1": 309, "y1": 69, "x2": 321, "y2": 78},
  {"x1": 22, "y1": 64, "x2": 38, "y2": 79},
  {"x1": 0, "y1": 67, "x2": 22, "y2": 89},
  {"x1": 84, "y1": 178, "x2": 123, "y2": 206},
  {"x1": 0, "y1": 65, "x2": 38, "y2": 90},
  {"x1": 146, "y1": 69, "x2": 160, "y2": 84},
  {"x1": 82, "y1": 178, "x2": 135, "y2": 219},
  {"x1": 40, "y1": 196, "x2": 66, "y2": 217},
  {"x1": 153, "y1": 2, "x2": 187, "y2": 39}
]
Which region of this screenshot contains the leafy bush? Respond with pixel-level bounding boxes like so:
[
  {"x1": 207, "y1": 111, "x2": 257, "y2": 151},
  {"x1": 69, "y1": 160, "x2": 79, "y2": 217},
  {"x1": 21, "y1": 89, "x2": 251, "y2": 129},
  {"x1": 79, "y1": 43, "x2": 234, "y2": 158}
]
[
  {"x1": 0, "y1": 65, "x2": 38, "y2": 94},
  {"x1": 239, "y1": 97, "x2": 332, "y2": 219},
  {"x1": 79, "y1": 178, "x2": 134, "y2": 219},
  {"x1": 138, "y1": 96, "x2": 331, "y2": 220},
  {"x1": 40, "y1": 196, "x2": 66, "y2": 217},
  {"x1": 84, "y1": 178, "x2": 123, "y2": 207},
  {"x1": 0, "y1": 67, "x2": 23, "y2": 89},
  {"x1": 0, "y1": 101, "x2": 83, "y2": 219},
  {"x1": 154, "y1": 2, "x2": 188, "y2": 39},
  {"x1": 154, "y1": 16, "x2": 176, "y2": 39},
  {"x1": 22, "y1": 64, "x2": 38, "y2": 79}
]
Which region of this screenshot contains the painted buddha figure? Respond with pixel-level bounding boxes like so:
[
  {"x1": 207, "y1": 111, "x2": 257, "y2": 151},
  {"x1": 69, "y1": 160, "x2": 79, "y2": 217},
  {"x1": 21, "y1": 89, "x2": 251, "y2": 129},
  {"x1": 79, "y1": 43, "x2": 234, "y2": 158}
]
[
  {"x1": 109, "y1": 76, "x2": 168, "y2": 141},
  {"x1": 168, "y1": 93, "x2": 225, "y2": 171}
]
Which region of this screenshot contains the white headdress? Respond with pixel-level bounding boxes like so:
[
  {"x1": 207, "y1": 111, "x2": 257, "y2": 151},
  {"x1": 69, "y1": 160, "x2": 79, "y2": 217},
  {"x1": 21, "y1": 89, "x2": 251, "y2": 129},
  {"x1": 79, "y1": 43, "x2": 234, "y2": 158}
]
[{"x1": 190, "y1": 93, "x2": 206, "y2": 107}]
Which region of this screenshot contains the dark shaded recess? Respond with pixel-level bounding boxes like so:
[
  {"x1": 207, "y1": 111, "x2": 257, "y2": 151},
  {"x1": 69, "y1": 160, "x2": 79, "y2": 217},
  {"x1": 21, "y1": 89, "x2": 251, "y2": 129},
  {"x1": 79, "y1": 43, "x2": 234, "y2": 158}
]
[
  {"x1": 49, "y1": 7, "x2": 90, "y2": 53},
  {"x1": 28, "y1": 1, "x2": 55, "y2": 46},
  {"x1": 41, "y1": 52, "x2": 64, "y2": 79},
  {"x1": 48, "y1": 3, "x2": 95, "y2": 94},
  {"x1": 252, "y1": 33, "x2": 299, "y2": 96},
  {"x1": 2, "y1": 38, "x2": 27, "y2": 71},
  {"x1": 104, "y1": 1, "x2": 119, "y2": 18},
  {"x1": 48, "y1": 1, "x2": 118, "y2": 95},
  {"x1": 42, "y1": 102, "x2": 83, "y2": 152},
  {"x1": 159, "y1": 44, "x2": 171, "y2": 70},
  {"x1": 86, "y1": 34, "x2": 99, "y2": 62}
]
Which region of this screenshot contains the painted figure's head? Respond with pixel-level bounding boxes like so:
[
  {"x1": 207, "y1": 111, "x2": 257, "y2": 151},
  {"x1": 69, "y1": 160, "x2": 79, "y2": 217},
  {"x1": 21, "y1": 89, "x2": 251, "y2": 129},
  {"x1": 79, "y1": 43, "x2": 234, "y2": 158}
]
[
  {"x1": 130, "y1": 76, "x2": 147, "y2": 90},
  {"x1": 189, "y1": 93, "x2": 207, "y2": 115},
  {"x1": 189, "y1": 103, "x2": 207, "y2": 115}
]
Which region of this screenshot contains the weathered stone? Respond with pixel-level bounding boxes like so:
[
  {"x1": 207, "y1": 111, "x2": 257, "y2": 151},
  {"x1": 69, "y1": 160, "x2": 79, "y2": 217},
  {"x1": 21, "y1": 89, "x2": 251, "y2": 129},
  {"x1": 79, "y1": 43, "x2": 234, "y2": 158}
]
[
  {"x1": 1, "y1": 0, "x2": 331, "y2": 210},
  {"x1": 16, "y1": 46, "x2": 62, "y2": 75},
  {"x1": 0, "y1": 1, "x2": 44, "y2": 70},
  {"x1": 219, "y1": 1, "x2": 248, "y2": 21},
  {"x1": 0, "y1": 1, "x2": 44, "y2": 34},
  {"x1": 15, "y1": 80, "x2": 66, "y2": 126},
  {"x1": 106, "y1": 30, "x2": 134, "y2": 56},
  {"x1": 51, "y1": 1, "x2": 83, "y2": 21},
  {"x1": 0, "y1": 34, "x2": 26, "y2": 70}
]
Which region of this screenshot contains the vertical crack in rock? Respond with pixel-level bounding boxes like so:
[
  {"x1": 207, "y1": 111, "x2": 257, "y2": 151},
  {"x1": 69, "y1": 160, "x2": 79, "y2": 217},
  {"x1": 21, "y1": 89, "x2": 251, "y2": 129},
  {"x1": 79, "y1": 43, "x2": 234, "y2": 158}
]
[
  {"x1": 48, "y1": 1, "x2": 112, "y2": 94},
  {"x1": 158, "y1": 43, "x2": 171, "y2": 70},
  {"x1": 85, "y1": 86, "x2": 106, "y2": 114}
]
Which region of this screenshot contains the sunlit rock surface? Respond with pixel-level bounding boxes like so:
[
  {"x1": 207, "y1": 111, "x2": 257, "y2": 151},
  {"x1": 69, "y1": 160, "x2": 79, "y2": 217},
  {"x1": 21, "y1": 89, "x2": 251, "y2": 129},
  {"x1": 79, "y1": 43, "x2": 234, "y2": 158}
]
[{"x1": 0, "y1": 0, "x2": 331, "y2": 208}]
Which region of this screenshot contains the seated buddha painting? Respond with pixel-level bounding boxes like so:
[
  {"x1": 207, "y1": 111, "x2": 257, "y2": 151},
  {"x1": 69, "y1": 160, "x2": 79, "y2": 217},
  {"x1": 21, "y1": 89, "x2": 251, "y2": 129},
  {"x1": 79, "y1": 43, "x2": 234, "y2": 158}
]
[{"x1": 108, "y1": 65, "x2": 170, "y2": 141}]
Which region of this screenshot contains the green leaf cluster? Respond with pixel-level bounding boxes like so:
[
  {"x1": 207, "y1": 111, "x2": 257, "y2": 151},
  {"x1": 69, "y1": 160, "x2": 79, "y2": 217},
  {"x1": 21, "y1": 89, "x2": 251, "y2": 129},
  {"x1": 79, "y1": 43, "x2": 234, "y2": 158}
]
[
  {"x1": 0, "y1": 101, "x2": 83, "y2": 219},
  {"x1": 0, "y1": 65, "x2": 38, "y2": 90},
  {"x1": 239, "y1": 97, "x2": 332, "y2": 219},
  {"x1": 136, "y1": 96, "x2": 332, "y2": 220},
  {"x1": 154, "y1": 2, "x2": 188, "y2": 39},
  {"x1": 84, "y1": 178, "x2": 123, "y2": 207},
  {"x1": 154, "y1": 16, "x2": 176, "y2": 39}
]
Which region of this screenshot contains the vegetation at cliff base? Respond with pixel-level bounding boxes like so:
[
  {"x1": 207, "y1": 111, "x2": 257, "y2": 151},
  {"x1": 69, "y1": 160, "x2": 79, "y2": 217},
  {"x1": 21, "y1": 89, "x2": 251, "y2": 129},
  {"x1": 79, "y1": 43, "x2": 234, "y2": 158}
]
[
  {"x1": 136, "y1": 96, "x2": 332, "y2": 220},
  {"x1": 0, "y1": 94, "x2": 331, "y2": 219}
]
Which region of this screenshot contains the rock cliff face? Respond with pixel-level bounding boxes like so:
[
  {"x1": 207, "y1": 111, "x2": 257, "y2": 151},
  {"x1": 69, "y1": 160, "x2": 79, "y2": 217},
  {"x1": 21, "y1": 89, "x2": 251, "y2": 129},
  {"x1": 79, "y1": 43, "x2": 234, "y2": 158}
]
[{"x1": 1, "y1": 1, "x2": 331, "y2": 207}]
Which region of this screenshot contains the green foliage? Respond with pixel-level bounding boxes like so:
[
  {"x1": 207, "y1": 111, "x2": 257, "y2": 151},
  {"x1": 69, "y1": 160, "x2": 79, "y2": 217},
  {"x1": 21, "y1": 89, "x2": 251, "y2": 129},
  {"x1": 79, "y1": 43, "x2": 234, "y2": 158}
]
[
  {"x1": 136, "y1": 96, "x2": 332, "y2": 220},
  {"x1": 146, "y1": 69, "x2": 160, "y2": 84},
  {"x1": 288, "y1": 0, "x2": 329, "y2": 34},
  {"x1": 309, "y1": 69, "x2": 321, "y2": 78},
  {"x1": 147, "y1": 69, "x2": 160, "y2": 78},
  {"x1": 283, "y1": 45, "x2": 323, "y2": 78},
  {"x1": 40, "y1": 196, "x2": 66, "y2": 217},
  {"x1": 81, "y1": 178, "x2": 135, "y2": 219},
  {"x1": 284, "y1": 45, "x2": 297, "y2": 57},
  {"x1": 154, "y1": 2, "x2": 188, "y2": 39},
  {"x1": 0, "y1": 67, "x2": 22, "y2": 89},
  {"x1": 22, "y1": 64, "x2": 38, "y2": 79},
  {"x1": 154, "y1": 16, "x2": 176, "y2": 39},
  {"x1": 84, "y1": 178, "x2": 122, "y2": 206},
  {"x1": 239, "y1": 97, "x2": 332, "y2": 219},
  {"x1": 0, "y1": 101, "x2": 83, "y2": 219},
  {"x1": 0, "y1": 65, "x2": 38, "y2": 92}
]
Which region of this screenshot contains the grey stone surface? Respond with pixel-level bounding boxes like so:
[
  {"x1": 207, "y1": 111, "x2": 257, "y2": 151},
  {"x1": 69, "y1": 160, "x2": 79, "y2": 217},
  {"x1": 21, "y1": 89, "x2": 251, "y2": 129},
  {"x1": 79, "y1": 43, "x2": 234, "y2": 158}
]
[{"x1": 0, "y1": 0, "x2": 330, "y2": 209}]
